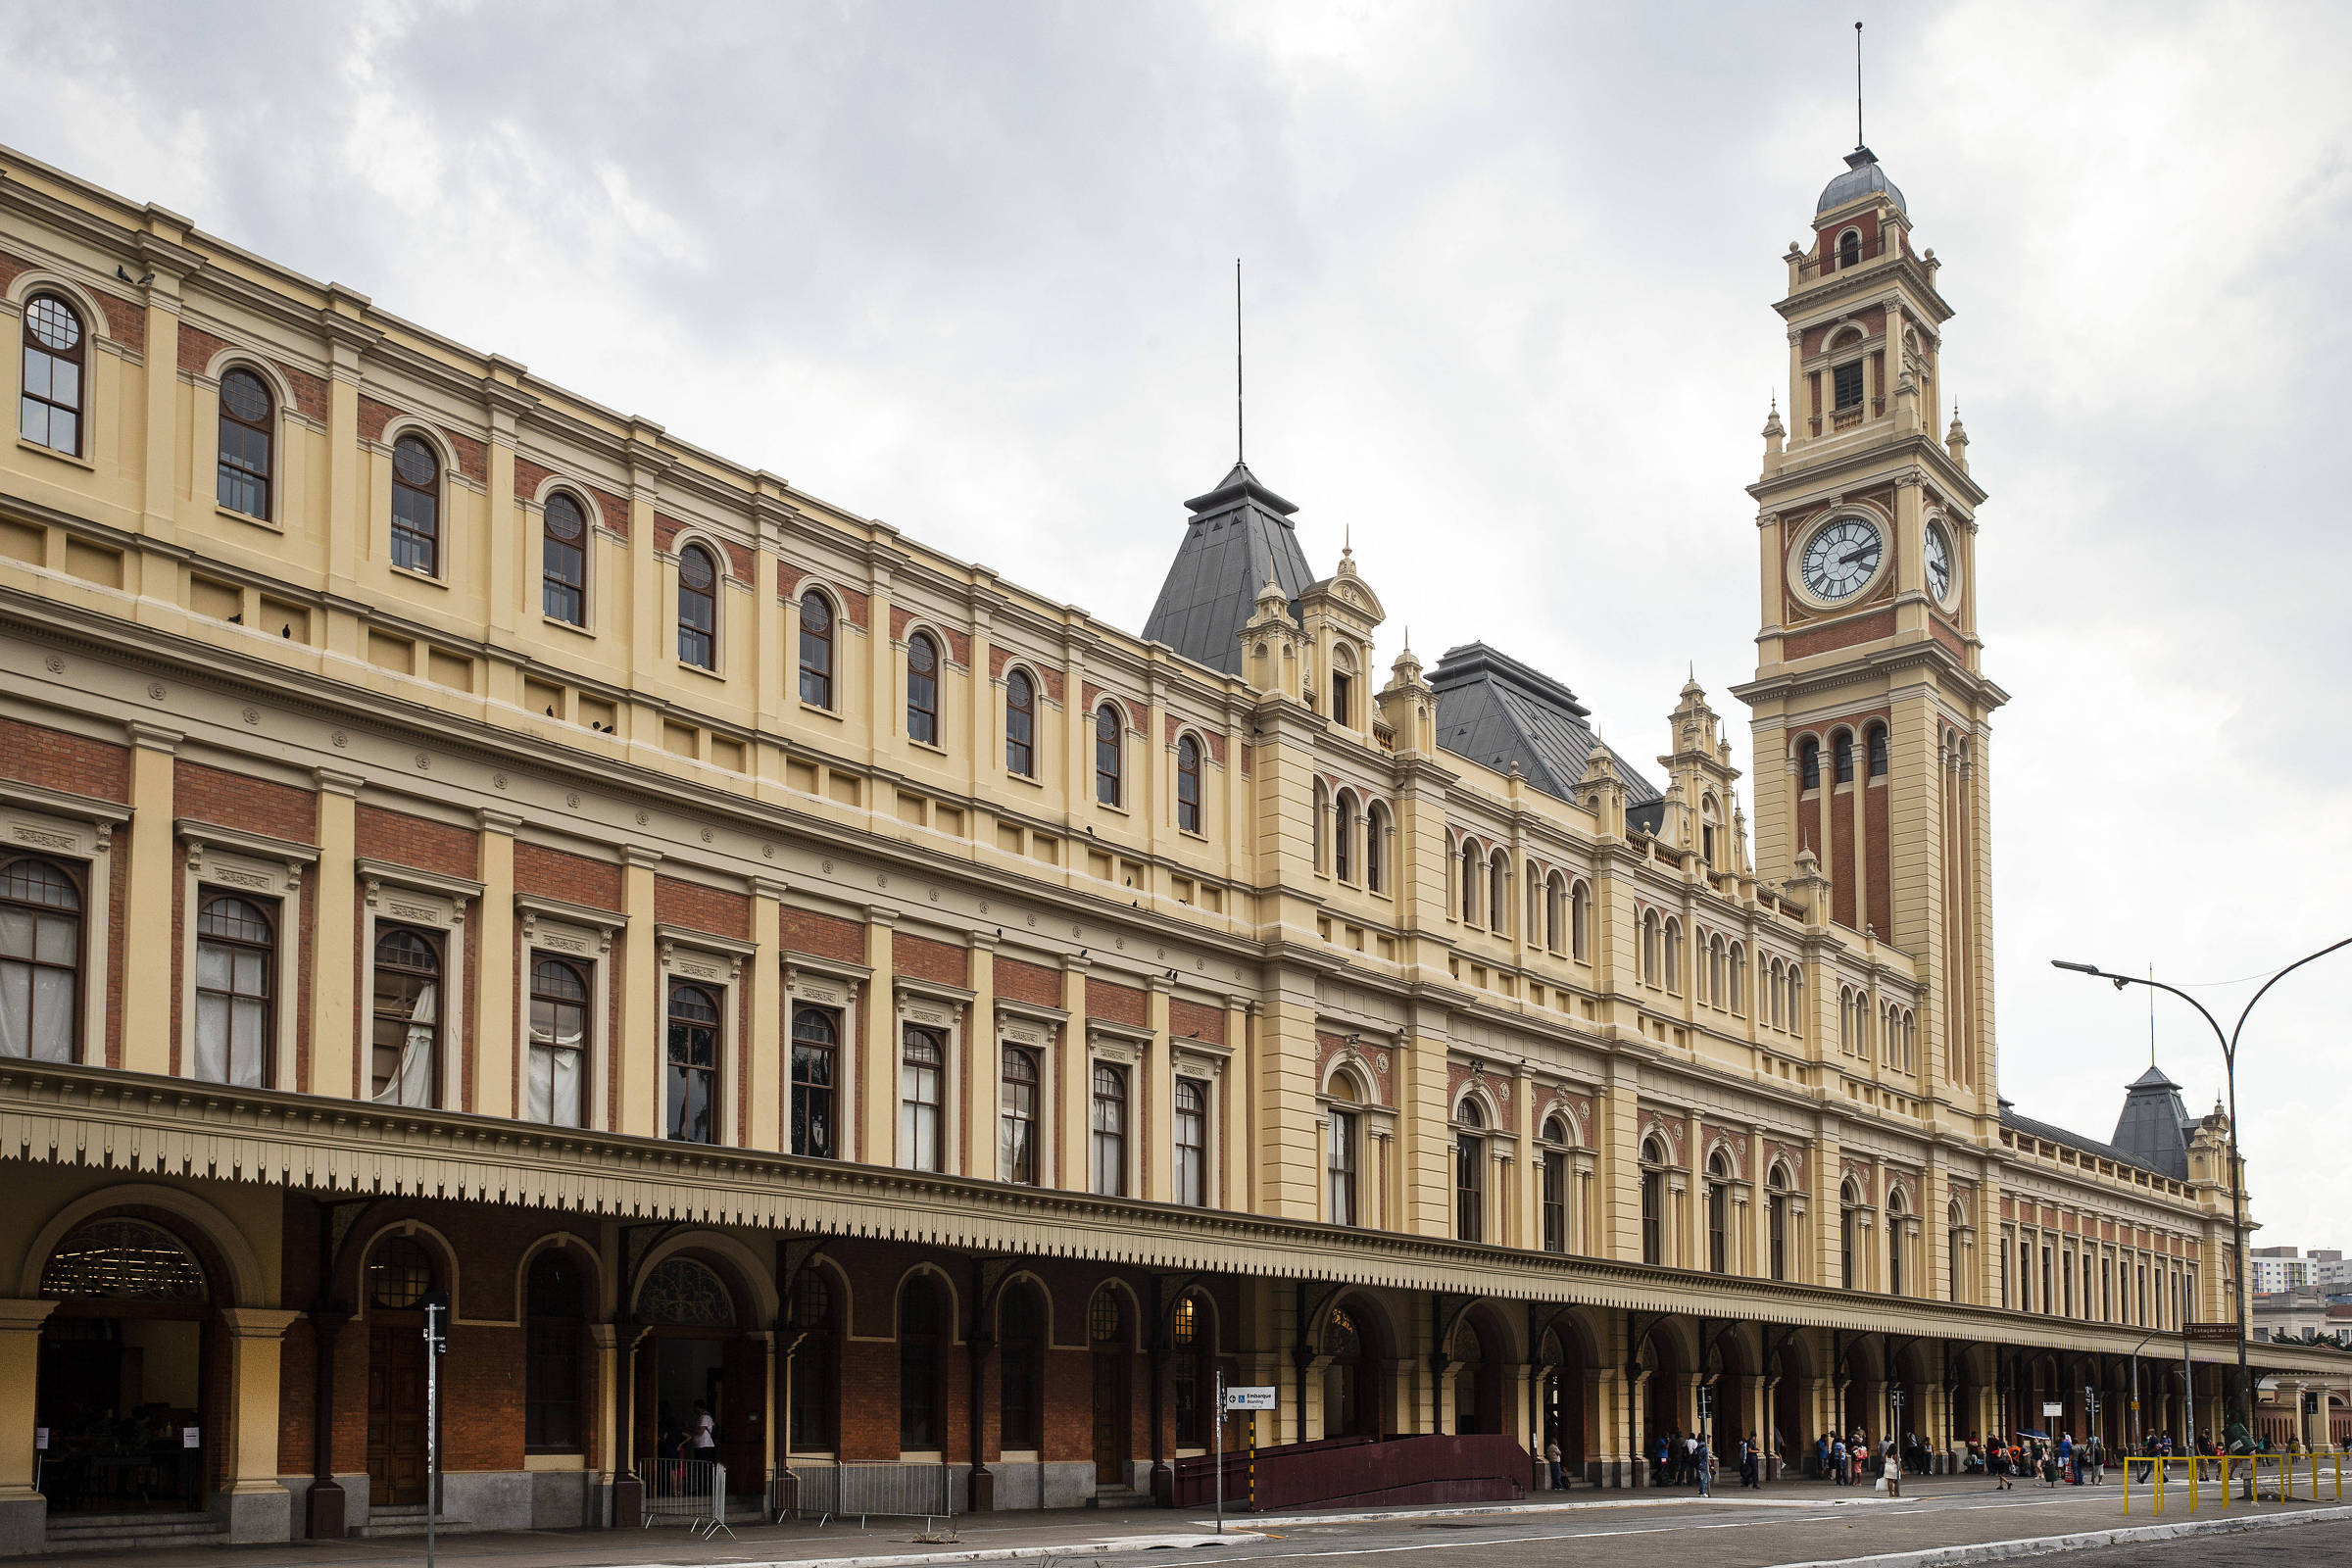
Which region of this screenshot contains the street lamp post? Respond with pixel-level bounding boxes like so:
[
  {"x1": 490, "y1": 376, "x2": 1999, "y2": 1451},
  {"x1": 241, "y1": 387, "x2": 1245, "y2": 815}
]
[{"x1": 2052, "y1": 936, "x2": 2351, "y2": 1497}]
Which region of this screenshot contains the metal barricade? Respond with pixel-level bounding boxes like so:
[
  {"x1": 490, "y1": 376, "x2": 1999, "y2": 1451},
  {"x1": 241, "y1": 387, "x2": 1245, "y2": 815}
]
[
  {"x1": 641, "y1": 1456, "x2": 735, "y2": 1540},
  {"x1": 798, "y1": 1461, "x2": 955, "y2": 1530},
  {"x1": 2124, "y1": 1449, "x2": 2347, "y2": 1514}
]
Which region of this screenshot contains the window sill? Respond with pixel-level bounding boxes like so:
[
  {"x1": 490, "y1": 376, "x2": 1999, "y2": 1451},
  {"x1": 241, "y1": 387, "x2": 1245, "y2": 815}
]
[
  {"x1": 1004, "y1": 768, "x2": 1044, "y2": 788},
  {"x1": 542, "y1": 613, "x2": 597, "y2": 640},
  {"x1": 675, "y1": 658, "x2": 727, "y2": 682},
  {"x1": 906, "y1": 737, "x2": 948, "y2": 757},
  {"x1": 799, "y1": 699, "x2": 843, "y2": 722},
  {"x1": 216, "y1": 503, "x2": 281, "y2": 533},
  {"x1": 390, "y1": 564, "x2": 447, "y2": 590},
  {"x1": 17, "y1": 438, "x2": 96, "y2": 472},
  {"x1": 1177, "y1": 826, "x2": 1208, "y2": 843}
]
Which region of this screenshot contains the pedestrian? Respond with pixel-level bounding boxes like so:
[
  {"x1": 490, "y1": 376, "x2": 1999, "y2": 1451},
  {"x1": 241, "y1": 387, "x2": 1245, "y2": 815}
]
[
  {"x1": 1993, "y1": 1441, "x2": 2014, "y2": 1491},
  {"x1": 1883, "y1": 1445, "x2": 1901, "y2": 1499},
  {"x1": 1696, "y1": 1435, "x2": 1713, "y2": 1496},
  {"x1": 1833, "y1": 1437, "x2": 1847, "y2": 1486},
  {"x1": 1545, "y1": 1436, "x2": 1564, "y2": 1492}
]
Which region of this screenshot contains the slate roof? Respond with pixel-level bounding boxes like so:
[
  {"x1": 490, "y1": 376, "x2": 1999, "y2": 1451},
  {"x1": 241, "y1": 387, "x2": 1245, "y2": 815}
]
[
  {"x1": 1139, "y1": 462, "x2": 1316, "y2": 676},
  {"x1": 1999, "y1": 1097, "x2": 2169, "y2": 1179},
  {"x1": 2108, "y1": 1064, "x2": 2196, "y2": 1181},
  {"x1": 1427, "y1": 643, "x2": 1663, "y2": 821}
]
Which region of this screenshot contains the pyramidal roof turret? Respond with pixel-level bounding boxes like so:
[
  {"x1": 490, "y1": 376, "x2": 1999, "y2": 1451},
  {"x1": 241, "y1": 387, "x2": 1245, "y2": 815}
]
[
  {"x1": 2110, "y1": 1062, "x2": 2195, "y2": 1181},
  {"x1": 1140, "y1": 461, "x2": 1315, "y2": 675}
]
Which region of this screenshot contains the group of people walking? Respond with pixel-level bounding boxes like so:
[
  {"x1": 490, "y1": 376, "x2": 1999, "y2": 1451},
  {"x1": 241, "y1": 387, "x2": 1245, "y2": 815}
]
[
  {"x1": 1809, "y1": 1428, "x2": 1907, "y2": 1494},
  {"x1": 1622, "y1": 1430, "x2": 1769, "y2": 1493}
]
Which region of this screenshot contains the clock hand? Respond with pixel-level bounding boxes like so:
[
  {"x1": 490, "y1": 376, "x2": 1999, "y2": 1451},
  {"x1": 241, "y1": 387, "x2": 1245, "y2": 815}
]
[{"x1": 1838, "y1": 547, "x2": 1878, "y2": 567}]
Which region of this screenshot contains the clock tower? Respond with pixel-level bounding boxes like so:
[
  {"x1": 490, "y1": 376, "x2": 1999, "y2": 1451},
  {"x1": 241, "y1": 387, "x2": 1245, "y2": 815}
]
[{"x1": 1733, "y1": 144, "x2": 2007, "y2": 1115}]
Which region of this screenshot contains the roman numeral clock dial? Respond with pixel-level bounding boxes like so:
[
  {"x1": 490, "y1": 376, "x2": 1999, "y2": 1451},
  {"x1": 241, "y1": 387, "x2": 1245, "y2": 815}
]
[{"x1": 1798, "y1": 515, "x2": 1884, "y2": 602}]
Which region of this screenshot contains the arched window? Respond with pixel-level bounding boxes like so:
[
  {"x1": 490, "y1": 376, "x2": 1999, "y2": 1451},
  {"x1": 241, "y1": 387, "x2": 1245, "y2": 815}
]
[
  {"x1": 1004, "y1": 670, "x2": 1036, "y2": 777},
  {"x1": 676, "y1": 544, "x2": 718, "y2": 668},
  {"x1": 1708, "y1": 936, "x2": 1727, "y2": 1009},
  {"x1": 1570, "y1": 880, "x2": 1591, "y2": 960},
  {"x1": 898, "y1": 1276, "x2": 945, "y2": 1451},
  {"x1": 1329, "y1": 646, "x2": 1354, "y2": 728},
  {"x1": 1706, "y1": 1152, "x2": 1732, "y2": 1274},
  {"x1": 901, "y1": 1026, "x2": 944, "y2": 1172},
  {"x1": 194, "y1": 894, "x2": 274, "y2": 1087},
  {"x1": 1489, "y1": 850, "x2": 1508, "y2": 933},
  {"x1": 1640, "y1": 910, "x2": 1660, "y2": 985},
  {"x1": 1947, "y1": 1201, "x2": 1966, "y2": 1304},
  {"x1": 1886, "y1": 1187, "x2": 1907, "y2": 1296},
  {"x1": 1544, "y1": 874, "x2": 1565, "y2": 954},
  {"x1": 524, "y1": 1249, "x2": 587, "y2": 1451},
  {"x1": 1700, "y1": 795, "x2": 1721, "y2": 869},
  {"x1": 1, "y1": 855, "x2": 80, "y2": 1062},
  {"x1": 906, "y1": 632, "x2": 939, "y2": 745},
  {"x1": 1788, "y1": 969, "x2": 1804, "y2": 1040},
  {"x1": 527, "y1": 955, "x2": 588, "y2": 1126},
  {"x1": 542, "y1": 492, "x2": 587, "y2": 625},
  {"x1": 1176, "y1": 735, "x2": 1202, "y2": 834},
  {"x1": 368, "y1": 1235, "x2": 435, "y2": 1310},
  {"x1": 1798, "y1": 737, "x2": 1821, "y2": 791},
  {"x1": 1313, "y1": 780, "x2": 1330, "y2": 872},
  {"x1": 1540, "y1": 1114, "x2": 1570, "y2": 1253},
  {"x1": 791, "y1": 1005, "x2": 838, "y2": 1158},
  {"x1": 1171, "y1": 1292, "x2": 1214, "y2": 1446},
  {"x1": 1833, "y1": 729, "x2": 1855, "y2": 784},
  {"x1": 1095, "y1": 705, "x2": 1123, "y2": 808},
  {"x1": 1728, "y1": 944, "x2": 1745, "y2": 1014},
  {"x1": 1454, "y1": 1099, "x2": 1487, "y2": 1243},
  {"x1": 1767, "y1": 1165, "x2": 1790, "y2": 1282},
  {"x1": 665, "y1": 979, "x2": 719, "y2": 1144},
  {"x1": 798, "y1": 591, "x2": 835, "y2": 708},
  {"x1": 1334, "y1": 791, "x2": 1356, "y2": 882},
  {"x1": 40, "y1": 1216, "x2": 207, "y2": 1302},
  {"x1": 787, "y1": 1269, "x2": 838, "y2": 1451},
  {"x1": 1327, "y1": 1073, "x2": 1361, "y2": 1226},
  {"x1": 1091, "y1": 1061, "x2": 1129, "y2": 1196},
  {"x1": 1662, "y1": 918, "x2": 1683, "y2": 994},
  {"x1": 1639, "y1": 1138, "x2": 1666, "y2": 1266},
  {"x1": 1000, "y1": 1045, "x2": 1040, "y2": 1185},
  {"x1": 1364, "y1": 803, "x2": 1388, "y2": 893},
  {"x1": 1459, "y1": 840, "x2": 1480, "y2": 925},
  {"x1": 217, "y1": 368, "x2": 273, "y2": 519},
  {"x1": 19, "y1": 294, "x2": 84, "y2": 456},
  {"x1": 1838, "y1": 228, "x2": 1862, "y2": 270},
  {"x1": 370, "y1": 925, "x2": 440, "y2": 1106},
  {"x1": 390, "y1": 434, "x2": 442, "y2": 575},
  {"x1": 1840, "y1": 1180, "x2": 1861, "y2": 1289},
  {"x1": 998, "y1": 1282, "x2": 1046, "y2": 1452},
  {"x1": 1174, "y1": 1077, "x2": 1208, "y2": 1205},
  {"x1": 1867, "y1": 723, "x2": 1888, "y2": 777}
]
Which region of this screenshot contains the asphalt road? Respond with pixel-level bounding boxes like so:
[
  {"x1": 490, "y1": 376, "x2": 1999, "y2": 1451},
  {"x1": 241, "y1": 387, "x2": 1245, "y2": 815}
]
[{"x1": 1158, "y1": 1491, "x2": 2352, "y2": 1567}]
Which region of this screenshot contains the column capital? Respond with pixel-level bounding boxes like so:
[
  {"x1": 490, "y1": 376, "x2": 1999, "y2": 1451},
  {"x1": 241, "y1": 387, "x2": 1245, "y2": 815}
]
[
  {"x1": 126, "y1": 721, "x2": 183, "y2": 755},
  {"x1": 219, "y1": 1306, "x2": 303, "y2": 1340},
  {"x1": 0, "y1": 1298, "x2": 57, "y2": 1333}
]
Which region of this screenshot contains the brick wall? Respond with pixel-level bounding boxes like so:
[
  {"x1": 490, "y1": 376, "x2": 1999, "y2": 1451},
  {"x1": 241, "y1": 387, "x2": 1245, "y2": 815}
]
[
  {"x1": 995, "y1": 956, "x2": 1060, "y2": 1009},
  {"x1": 175, "y1": 760, "x2": 316, "y2": 842},
  {"x1": 784, "y1": 908, "x2": 864, "y2": 964},
  {"x1": 1086, "y1": 978, "x2": 1146, "y2": 1029},
  {"x1": 356, "y1": 806, "x2": 477, "y2": 879},
  {"x1": 0, "y1": 717, "x2": 129, "y2": 801},
  {"x1": 1169, "y1": 999, "x2": 1224, "y2": 1047},
  {"x1": 655, "y1": 875, "x2": 750, "y2": 941},
  {"x1": 514, "y1": 842, "x2": 622, "y2": 911},
  {"x1": 892, "y1": 933, "x2": 966, "y2": 987}
]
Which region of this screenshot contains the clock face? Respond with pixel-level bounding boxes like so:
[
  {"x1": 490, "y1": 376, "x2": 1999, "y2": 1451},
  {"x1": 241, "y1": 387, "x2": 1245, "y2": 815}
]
[
  {"x1": 1799, "y1": 515, "x2": 1885, "y2": 602},
  {"x1": 1926, "y1": 522, "x2": 1956, "y2": 604}
]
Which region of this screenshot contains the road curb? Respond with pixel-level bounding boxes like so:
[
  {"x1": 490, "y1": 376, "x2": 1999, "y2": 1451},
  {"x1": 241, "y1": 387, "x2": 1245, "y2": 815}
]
[
  {"x1": 607, "y1": 1533, "x2": 1265, "y2": 1568},
  {"x1": 1761, "y1": 1501, "x2": 2352, "y2": 1567}
]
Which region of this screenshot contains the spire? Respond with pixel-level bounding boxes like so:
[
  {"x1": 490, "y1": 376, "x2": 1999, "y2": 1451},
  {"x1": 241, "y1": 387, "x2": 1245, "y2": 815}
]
[{"x1": 1139, "y1": 460, "x2": 1313, "y2": 675}]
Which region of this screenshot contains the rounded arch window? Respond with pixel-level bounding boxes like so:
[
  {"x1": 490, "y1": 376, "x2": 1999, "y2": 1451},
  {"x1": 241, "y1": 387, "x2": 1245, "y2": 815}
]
[
  {"x1": 542, "y1": 492, "x2": 588, "y2": 625},
  {"x1": 390, "y1": 435, "x2": 442, "y2": 575},
  {"x1": 1543, "y1": 1113, "x2": 1569, "y2": 1146},
  {"x1": 40, "y1": 1216, "x2": 208, "y2": 1301},
  {"x1": 1325, "y1": 1305, "x2": 1362, "y2": 1359},
  {"x1": 1837, "y1": 228, "x2": 1862, "y2": 269},
  {"x1": 676, "y1": 544, "x2": 718, "y2": 669},
  {"x1": 217, "y1": 367, "x2": 274, "y2": 519},
  {"x1": 788, "y1": 1268, "x2": 832, "y2": 1329},
  {"x1": 1089, "y1": 1285, "x2": 1126, "y2": 1345},
  {"x1": 195, "y1": 893, "x2": 274, "y2": 1087},
  {"x1": 368, "y1": 1235, "x2": 435, "y2": 1309},
  {"x1": 1457, "y1": 1096, "x2": 1486, "y2": 1129},
  {"x1": 638, "y1": 1254, "x2": 734, "y2": 1327},
  {"x1": 1171, "y1": 1292, "x2": 1201, "y2": 1349},
  {"x1": 1005, "y1": 668, "x2": 1036, "y2": 776},
  {"x1": 1833, "y1": 729, "x2": 1856, "y2": 784},
  {"x1": 1094, "y1": 705, "x2": 1124, "y2": 807},
  {"x1": 1708, "y1": 1150, "x2": 1732, "y2": 1181},
  {"x1": 1176, "y1": 733, "x2": 1202, "y2": 834},
  {"x1": 906, "y1": 632, "x2": 940, "y2": 745},
  {"x1": 21, "y1": 293, "x2": 85, "y2": 456},
  {"x1": 798, "y1": 590, "x2": 835, "y2": 707},
  {"x1": 3, "y1": 854, "x2": 83, "y2": 1063}
]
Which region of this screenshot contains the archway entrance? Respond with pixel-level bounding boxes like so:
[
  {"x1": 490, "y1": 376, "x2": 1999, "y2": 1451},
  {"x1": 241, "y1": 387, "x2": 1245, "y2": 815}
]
[
  {"x1": 364, "y1": 1234, "x2": 440, "y2": 1508},
  {"x1": 34, "y1": 1216, "x2": 219, "y2": 1516},
  {"x1": 1320, "y1": 1299, "x2": 1385, "y2": 1440},
  {"x1": 1447, "y1": 1310, "x2": 1504, "y2": 1436},
  {"x1": 1640, "y1": 1327, "x2": 1685, "y2": 1478},
  {"x1": 1088, "y1": 1287, "x2": 1131, "y2": 1488},
  {"x1": 633, "y1": 1255, "x2": 765, "y2": 1496},
  {"x1": 1538, "y1": 1317, "x2": 1590, "y2": 1481}
]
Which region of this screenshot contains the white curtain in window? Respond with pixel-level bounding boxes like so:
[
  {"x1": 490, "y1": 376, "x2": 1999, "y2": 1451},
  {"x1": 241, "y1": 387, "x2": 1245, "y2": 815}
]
[
  {"x1": 528, "y1": 1018, "x2": 585, "y2": 1126},
  {"x1": 374, "y1": 981, "x2": 437, "y2": 1107},
  {"x1": 194, "y1": 941, "x2": 268, "y2": 1086}
]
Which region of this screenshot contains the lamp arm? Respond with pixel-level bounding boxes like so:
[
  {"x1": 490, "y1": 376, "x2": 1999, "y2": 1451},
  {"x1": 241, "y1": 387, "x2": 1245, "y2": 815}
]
[{"x1": 2227, "y1": 936, "x2": 2352, "y2": 1059}]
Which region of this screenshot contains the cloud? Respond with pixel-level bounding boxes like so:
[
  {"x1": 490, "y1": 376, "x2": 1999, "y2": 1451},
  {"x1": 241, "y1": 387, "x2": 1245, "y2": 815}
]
[{"x1": 2, "y1": 0, "x2": 2345, "y2": 1244}]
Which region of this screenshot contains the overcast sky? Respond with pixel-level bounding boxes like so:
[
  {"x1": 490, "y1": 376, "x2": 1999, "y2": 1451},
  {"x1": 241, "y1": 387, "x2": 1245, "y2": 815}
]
[{"x1": 6, "y1": 1, "x2": 2347, "y2": 1250}]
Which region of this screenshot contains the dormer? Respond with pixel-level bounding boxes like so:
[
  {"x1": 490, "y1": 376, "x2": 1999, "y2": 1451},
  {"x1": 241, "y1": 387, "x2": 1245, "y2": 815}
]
[{"x1": 1296, "y1": 538, "x2": 1386, "y2": 732}]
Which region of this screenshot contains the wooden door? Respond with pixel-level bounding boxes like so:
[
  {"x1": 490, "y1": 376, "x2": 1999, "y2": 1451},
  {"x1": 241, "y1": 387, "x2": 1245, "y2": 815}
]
[
  {"x1": 720, "y1": 1336, "x2": 764, "y2": 1494},
  {"x1": 368, "y1": 1326, "x2": 428, "y2": 1506},
  {"x1": 1091, "y1": 1352, "x2": 1127, "y2": 1485}
]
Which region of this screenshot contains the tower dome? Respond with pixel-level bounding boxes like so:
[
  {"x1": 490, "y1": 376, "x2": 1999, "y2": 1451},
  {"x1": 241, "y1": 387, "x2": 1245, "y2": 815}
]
[{"x1": 1817, "y1": 147, "x2": 1905, "y2": 216}]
